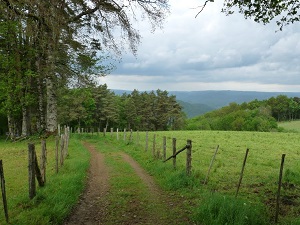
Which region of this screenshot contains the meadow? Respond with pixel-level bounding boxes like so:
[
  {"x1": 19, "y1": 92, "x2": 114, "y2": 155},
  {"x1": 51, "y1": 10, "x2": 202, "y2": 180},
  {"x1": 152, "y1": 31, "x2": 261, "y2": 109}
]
[
  {"x1": 279, "y1": 121, "x2": 300, "y2": 132},
  {"x1": 112, "y1": 129, "x2": 300, "y2": 224},
  {"x1": 0, "y1": 127, "x2": 300, "y2": 224}
]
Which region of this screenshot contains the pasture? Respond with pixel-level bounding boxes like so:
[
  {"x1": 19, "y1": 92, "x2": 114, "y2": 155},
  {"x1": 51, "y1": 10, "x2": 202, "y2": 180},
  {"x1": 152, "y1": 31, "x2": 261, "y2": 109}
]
[
  {"x1": 279, "y1": 120, "x2": 300, "y2": 132},
  {"x1": 112, "y1": 129, "x2": 300, "y2": 224},
  {"x1": 0, "y1": 129, "x2": 299, "y2": 224}
]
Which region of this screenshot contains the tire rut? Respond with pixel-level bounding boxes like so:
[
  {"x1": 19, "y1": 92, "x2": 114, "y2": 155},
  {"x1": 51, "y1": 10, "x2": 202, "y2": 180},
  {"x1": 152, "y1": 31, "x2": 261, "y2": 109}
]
[{"x1": 63, "y1": 142, "x2": 191, "y2": 225}]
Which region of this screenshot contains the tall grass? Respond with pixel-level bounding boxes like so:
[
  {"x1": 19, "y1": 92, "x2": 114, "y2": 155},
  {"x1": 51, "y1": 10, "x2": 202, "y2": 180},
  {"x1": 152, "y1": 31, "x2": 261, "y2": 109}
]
[{"x1": 0, "y1": 136, "x2": 90, "y2": 224}]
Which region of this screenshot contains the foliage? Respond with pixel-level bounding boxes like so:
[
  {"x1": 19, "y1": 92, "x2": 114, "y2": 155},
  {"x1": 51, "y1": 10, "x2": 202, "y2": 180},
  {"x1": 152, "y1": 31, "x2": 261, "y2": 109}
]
[
  {"x1": 0, "y1": 0, "x2": 169, "y2": 135},
  {"x1": 221, "y1": 0, "x2": 300, "y2": 30},
  {"x1": 186, "y1": 95, "x2": 300, "y2": 131},
  {"x1": 57, "y1": 86, "x2": 186, "y2": 131}
]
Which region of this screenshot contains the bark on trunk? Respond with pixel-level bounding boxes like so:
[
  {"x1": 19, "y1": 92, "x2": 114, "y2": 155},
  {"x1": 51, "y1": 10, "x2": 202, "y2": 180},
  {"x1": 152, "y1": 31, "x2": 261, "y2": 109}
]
[
  {"x1": 46, "y1": 76, "x2": 57, "y2": 133},
  {"x1": 21, "y1": 106, "x2": 28, "y2": 137},
  {"x1": 37, "y1": 75, "x2": 45, "y2": 132},
  {"x1": 7, "y1": 115, "x2": 15, "y2": 140}
]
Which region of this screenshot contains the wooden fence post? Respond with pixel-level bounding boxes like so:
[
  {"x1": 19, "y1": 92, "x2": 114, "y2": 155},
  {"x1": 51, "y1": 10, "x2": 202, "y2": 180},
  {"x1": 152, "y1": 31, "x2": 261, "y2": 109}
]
[
  {"x1": 236, "y1": 148, "x2": 249, "y2": 198},
  {"x1": 172, "y1": 138, "x2": 176, "y2": 169},
  {"x1": 28, "y1": 143, "x2": 36, "y2": 199},
  {"x1": 145, "y1": 131, "x2": 149, "y2": 152},
  {"x1": 186, "y1": 140, "x2": 192, "y2": 176},
  {"x1": 203, "y1": 145, "x2": 219, "y2": 184},
  {"x1": 123, "y1": 128, "x2": 126, "y2": 141},
  {"x1": 152, "y1": 134, "x2": 156, "y2": 158},
  {"x1": 117, "y1": 128, "x2": 119, "y2": 140},
  {"x1": 275, "y1": 154, "x2": 286, "y2": 223},
  {"x1": 163, "y1": 136, "x2": 167, "y2": 161},
  {"x1": 103, "y1": 128, "x2": 106, "y2": 137},
  {"x1": 65, "y1": 126, "x2": 69, "y2": 157},
  {"x1": 41, "y1": 139, "x2": 47, "y2": 184},
  {"x1": 110, "y1": 128, "x2": 113, "y2": 137},
  {"x1": 55, "y1": 136, "x2": 59, "y2": 173},
  {"x1": 60, "y1": 135, "x2": 65, "y2": 166},
  {"x1": 0, "y1": 160, "x2": 9, "y2": 223},
  {"x1": 130, "y1": 129, "x2": 133, "y2": 142}
]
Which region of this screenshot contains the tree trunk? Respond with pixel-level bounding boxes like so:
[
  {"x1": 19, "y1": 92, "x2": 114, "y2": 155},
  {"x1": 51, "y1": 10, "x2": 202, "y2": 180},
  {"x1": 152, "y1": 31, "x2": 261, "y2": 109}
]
[
  {"x1": 37, "y1": 75, "x2": 45, "y2": 132},
  {"x1": 21, "y1": 106, "x2": 28, "y2": 137},
  {"x1": 46, "y1": 76, "x2": 57, "y2": 133},
  {"x1": 7, "y1": 115, "x2": 15, "y2": 140}
]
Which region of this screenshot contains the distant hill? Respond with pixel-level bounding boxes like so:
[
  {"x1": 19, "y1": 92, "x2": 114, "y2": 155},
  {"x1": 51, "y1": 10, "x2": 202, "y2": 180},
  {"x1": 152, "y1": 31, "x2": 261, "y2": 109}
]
[
  {"x1": 111, "y1": 89, "x2": 300, "y2": 118},
  {"x1": 169, "y1": 90, "x2": 300, "y2": 109},
  {"x1": 177, "y1": 100, "x2": 214, "y2": 118}
]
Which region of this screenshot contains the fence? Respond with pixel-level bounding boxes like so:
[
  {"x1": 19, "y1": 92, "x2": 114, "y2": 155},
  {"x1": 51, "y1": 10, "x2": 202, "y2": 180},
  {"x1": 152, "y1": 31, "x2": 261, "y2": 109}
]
[
  {"x1": 78, "y1": 127, "x2": 289, "y2": 223},
  {"x1": 0, "y1": 126, "x2": 70, "y2": 221}
]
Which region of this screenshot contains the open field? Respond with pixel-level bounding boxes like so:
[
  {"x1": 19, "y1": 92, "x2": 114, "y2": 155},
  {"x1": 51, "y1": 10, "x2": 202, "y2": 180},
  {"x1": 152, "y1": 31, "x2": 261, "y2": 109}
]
[
  {"x1": 109, "y1": 130, "x2": 300, "y2": 224},
  {"x1": 0, "y1": 130, "x2": 300, "y2": 224},
  {"x1": 279, "y1": 120, "x2": 300, "y2": 132}
]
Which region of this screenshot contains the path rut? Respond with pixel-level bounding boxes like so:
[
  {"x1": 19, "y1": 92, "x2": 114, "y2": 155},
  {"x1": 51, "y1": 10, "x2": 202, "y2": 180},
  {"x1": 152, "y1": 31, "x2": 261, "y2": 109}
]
[{"x1": 64, "y1": 142, "x2": 191, "y2": 225}]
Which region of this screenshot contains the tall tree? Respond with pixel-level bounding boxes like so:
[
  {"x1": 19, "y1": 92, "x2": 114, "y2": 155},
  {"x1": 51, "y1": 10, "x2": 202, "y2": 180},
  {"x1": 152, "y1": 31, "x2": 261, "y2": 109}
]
[{"x1": 2, "y1": 0, "x2": 169, "y2": 134}]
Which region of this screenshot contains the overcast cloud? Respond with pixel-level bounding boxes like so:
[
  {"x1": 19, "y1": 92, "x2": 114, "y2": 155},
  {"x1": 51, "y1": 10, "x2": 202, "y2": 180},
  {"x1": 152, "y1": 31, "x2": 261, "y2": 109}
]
[{"x1": 99, "y1": 0, "x2": 300, "y2": 92}]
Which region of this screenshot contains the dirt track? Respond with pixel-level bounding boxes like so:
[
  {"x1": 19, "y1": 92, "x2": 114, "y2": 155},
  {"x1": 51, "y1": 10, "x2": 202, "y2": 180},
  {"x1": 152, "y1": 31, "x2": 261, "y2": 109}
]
[{"x1": 64, "y1": 142, "x2": 191, "y2": 225}]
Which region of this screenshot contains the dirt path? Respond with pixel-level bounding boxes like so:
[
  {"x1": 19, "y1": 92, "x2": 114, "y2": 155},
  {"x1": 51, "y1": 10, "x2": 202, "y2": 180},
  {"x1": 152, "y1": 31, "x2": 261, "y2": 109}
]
[
  {"x1": 64, "y1": 143, "x2": 110, "y2": 225},
  {"x1": 64, "y1": 142, "x2": 191, "y2": 225}
]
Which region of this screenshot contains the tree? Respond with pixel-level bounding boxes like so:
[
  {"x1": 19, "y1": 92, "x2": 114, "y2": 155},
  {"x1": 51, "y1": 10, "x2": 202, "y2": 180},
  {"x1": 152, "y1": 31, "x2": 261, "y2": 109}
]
[
  {"x1": 1, "y1": 0, "x2": 169, "y2": 135},
  {"x1": 198, "y1": 0, "x2": 300, "y2": 30}
]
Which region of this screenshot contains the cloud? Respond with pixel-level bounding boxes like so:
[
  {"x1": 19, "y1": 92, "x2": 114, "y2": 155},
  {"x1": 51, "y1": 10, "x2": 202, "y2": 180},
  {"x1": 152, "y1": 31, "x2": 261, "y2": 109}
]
[{"x1": 101, "y1": 0, "x2": 300, "y2": 92}]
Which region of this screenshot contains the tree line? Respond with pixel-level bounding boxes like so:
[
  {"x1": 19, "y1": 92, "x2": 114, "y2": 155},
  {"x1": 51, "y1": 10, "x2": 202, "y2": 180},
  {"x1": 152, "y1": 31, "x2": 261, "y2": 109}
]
[
  {"x1": 0, "y1": 0, "x2": 169, "y2": 139},
  {"x1": 58, "y1": 86, "x2": 185, "y2": 132},
  {"x1": 186, "y1": 95, "x2": 300, "y2": 132}
]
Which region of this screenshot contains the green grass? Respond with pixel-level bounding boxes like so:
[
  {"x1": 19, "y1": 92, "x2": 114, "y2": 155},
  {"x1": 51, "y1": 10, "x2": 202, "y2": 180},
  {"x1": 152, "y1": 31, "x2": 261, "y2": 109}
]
[
  {"x1": 102, "y1": 130, "x2": 300, "y2": 225},
  {"x1": 279, "y1": 120, "x2": 300, "y2": 132},
  {"x1": 88, "y1": 137, "x2": 189, "y2": 224},
  {"x1": 0, "y1": 135, "x2": 90, "y2": 224},
  {"x1": 1, "y1": 129, "x2": 299, "y2": 224}
]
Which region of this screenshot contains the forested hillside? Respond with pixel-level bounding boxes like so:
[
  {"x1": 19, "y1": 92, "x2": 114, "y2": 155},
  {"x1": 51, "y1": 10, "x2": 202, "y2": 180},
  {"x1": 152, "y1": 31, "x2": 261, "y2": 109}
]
[{"x1": 186, "y1": 95, "x2": 300, "y2": 132}]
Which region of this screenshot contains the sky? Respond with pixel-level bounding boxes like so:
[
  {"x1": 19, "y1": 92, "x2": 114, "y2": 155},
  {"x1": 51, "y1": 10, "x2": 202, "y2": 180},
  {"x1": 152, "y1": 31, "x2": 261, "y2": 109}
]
[{"x1": 98, "y1": 0, "x2": 300, "y2": 92}]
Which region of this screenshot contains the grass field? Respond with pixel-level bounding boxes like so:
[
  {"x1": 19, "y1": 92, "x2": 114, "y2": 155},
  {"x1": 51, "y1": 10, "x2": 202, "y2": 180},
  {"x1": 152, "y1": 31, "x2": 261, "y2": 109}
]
[
  {"x1": 109, "y1": 129, "x2": 300, "y2": 224},
  {"x1": 279, "y1": 120, "x2": 300, "y2": 132},
  {"x1": 0, "y1": 127, "x2": 300, "y2": 224}
]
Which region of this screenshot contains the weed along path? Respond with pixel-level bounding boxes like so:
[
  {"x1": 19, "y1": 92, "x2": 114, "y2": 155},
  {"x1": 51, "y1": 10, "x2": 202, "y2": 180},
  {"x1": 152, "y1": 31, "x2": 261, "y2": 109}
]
[{"x1": 64, "y1": 141, "x2": 191, "y2": 225}]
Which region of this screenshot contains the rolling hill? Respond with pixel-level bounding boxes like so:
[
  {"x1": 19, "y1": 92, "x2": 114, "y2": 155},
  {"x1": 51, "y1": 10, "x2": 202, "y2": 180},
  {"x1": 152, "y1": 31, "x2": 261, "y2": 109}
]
[{"x1": 112, "y1": 89, "x2": 300, "y2": 118}]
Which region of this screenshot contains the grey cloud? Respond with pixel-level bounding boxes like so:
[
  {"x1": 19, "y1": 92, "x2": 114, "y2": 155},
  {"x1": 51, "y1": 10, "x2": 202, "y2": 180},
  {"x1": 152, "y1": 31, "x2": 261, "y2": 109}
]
[{"x1": 109, "y1": 0, "x2": 300, "y2": 91}]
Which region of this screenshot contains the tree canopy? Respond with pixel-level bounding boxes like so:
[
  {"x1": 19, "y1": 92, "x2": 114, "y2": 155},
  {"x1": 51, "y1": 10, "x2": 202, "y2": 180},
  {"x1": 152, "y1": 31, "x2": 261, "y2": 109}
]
[
  {"x1": 0, "y1": 0, "x2": 169, "y2": 137},
  {"x1": 198, "y1": 0, "x2": 300, "y2": 30}
]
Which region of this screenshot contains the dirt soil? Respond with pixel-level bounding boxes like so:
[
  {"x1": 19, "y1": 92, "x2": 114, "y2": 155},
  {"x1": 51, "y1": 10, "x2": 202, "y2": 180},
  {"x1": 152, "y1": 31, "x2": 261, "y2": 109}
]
[{"x1": 64, "y1": 142, "x2": 192, "y2": 225}]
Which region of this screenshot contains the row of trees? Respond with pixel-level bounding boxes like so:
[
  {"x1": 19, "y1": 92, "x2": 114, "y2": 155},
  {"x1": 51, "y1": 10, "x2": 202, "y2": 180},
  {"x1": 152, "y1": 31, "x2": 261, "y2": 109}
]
[
  {"x1": 187, "y1": 95, "x2": 300, "y2": 132},
  {"x1": 0, "y1": 0, "x2": 169, "y2": 139},
  {"x1": 58, "y1": 86, "x2": 185, "y2": 131}
]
